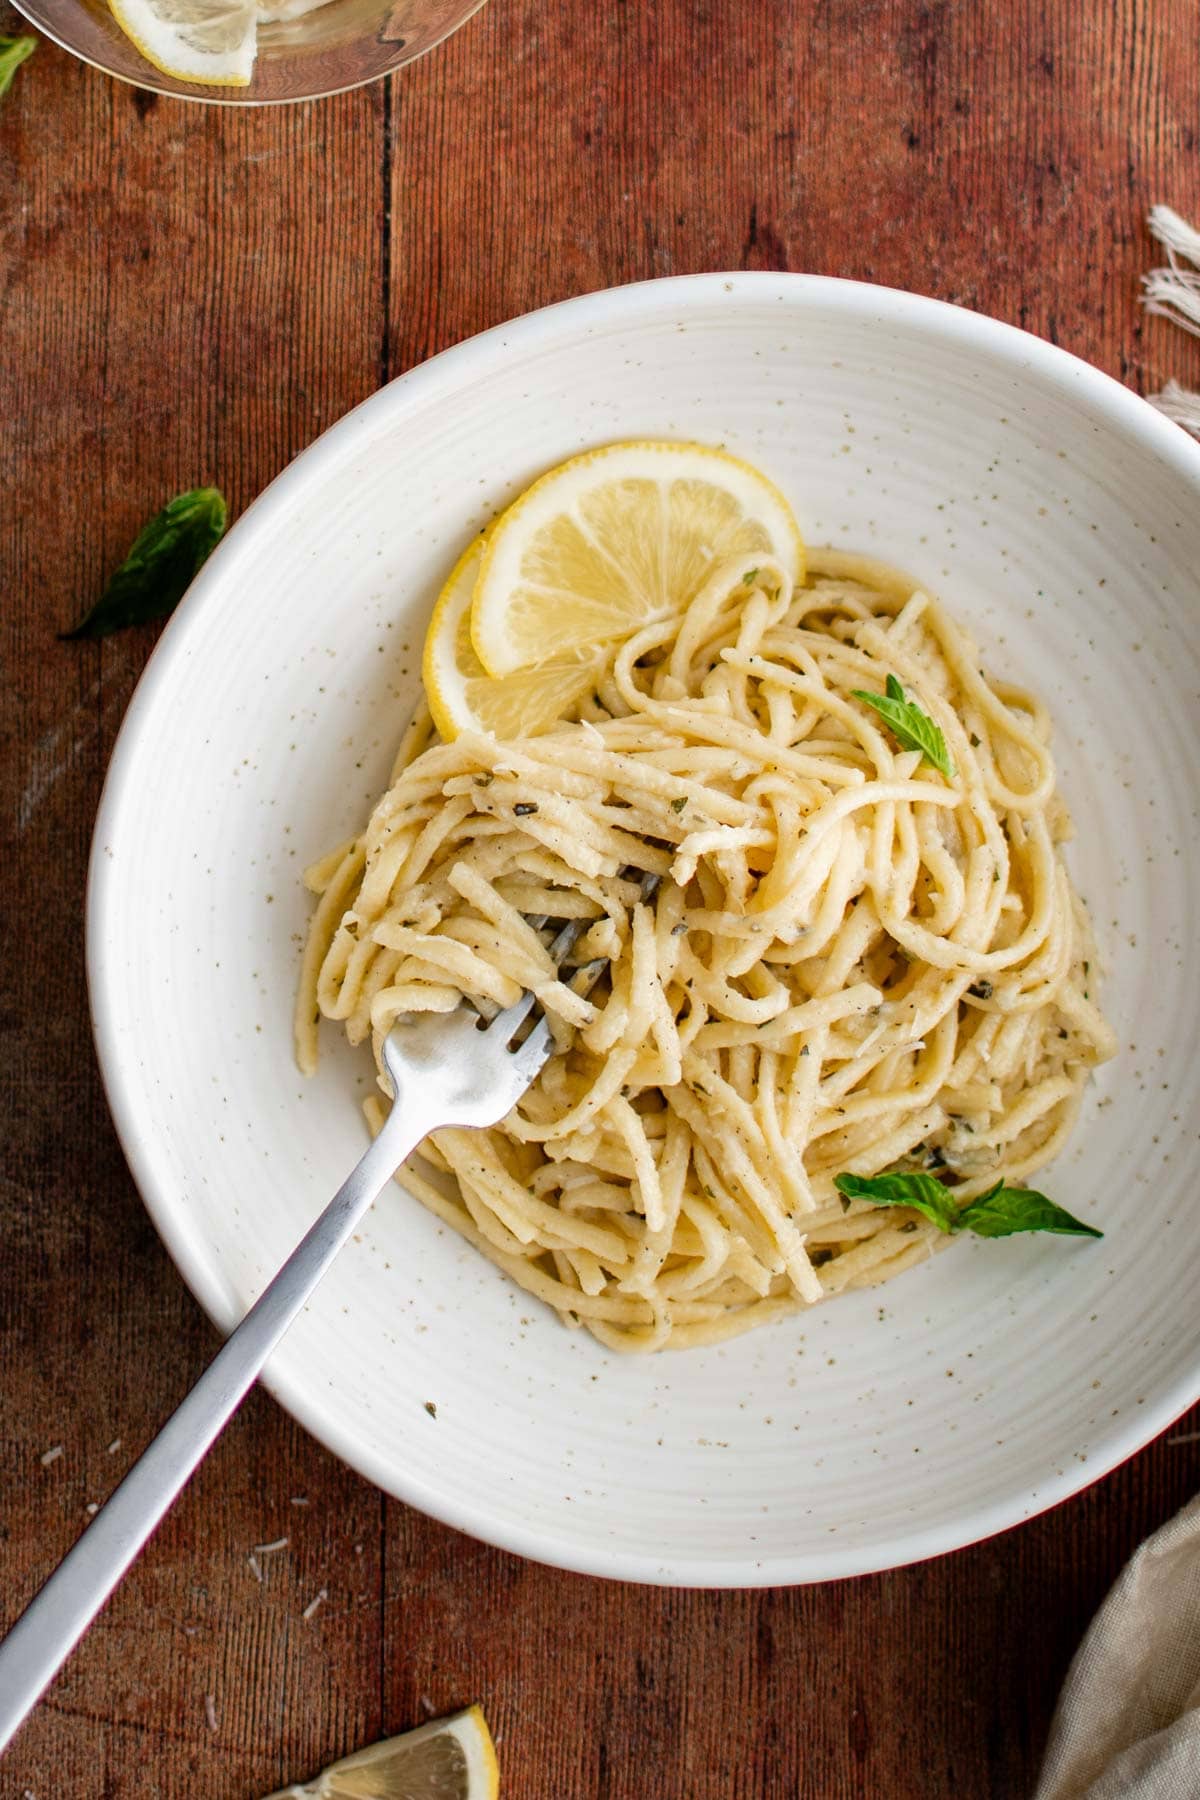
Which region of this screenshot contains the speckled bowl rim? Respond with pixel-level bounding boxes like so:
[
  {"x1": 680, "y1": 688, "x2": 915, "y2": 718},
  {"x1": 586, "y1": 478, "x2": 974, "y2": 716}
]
[{"x1": 86, "y1": 273, "x2": 1200, "y2": 1585}]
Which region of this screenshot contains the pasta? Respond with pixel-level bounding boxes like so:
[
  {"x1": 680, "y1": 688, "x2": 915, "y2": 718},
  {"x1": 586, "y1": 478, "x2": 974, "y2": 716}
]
[{"x1": 296, "y1": 546, "x2": 1115, "y2": 1351}]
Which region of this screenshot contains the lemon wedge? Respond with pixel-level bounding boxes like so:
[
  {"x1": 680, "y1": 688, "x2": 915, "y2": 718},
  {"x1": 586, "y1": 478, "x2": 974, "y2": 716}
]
[
  {"x1": 108, "y1": 0, "x2": 256, "y2": 86},
  {"x1": 470, "y1": 439, "x2": 804, "y2": 677},
  {"x1": 262, "y1": 1706, "x2": 500, "y2": 1800},
  {"x1": 423, "y1": 534, "x2": 600, "y2": 740}
]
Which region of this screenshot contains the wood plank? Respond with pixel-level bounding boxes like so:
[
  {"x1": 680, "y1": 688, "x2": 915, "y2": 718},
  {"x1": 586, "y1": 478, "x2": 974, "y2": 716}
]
[
  {"x1": 1, "y1": 43, "x2": 389, "y2": 1798},
  {"x1": 1, "y1": 0, "x2": 1197, "y2": 1793}
]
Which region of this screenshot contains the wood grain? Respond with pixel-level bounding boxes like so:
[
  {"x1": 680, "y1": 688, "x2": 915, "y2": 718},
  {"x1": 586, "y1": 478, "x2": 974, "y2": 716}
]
[{"x1": 3, "y1": 0, "x2": 1199, "y2": 1793}]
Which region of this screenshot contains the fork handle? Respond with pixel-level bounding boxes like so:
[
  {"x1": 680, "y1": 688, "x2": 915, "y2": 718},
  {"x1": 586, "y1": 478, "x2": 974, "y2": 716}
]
[{"x1": 0, "y1": 1110, "x2": 421, "y2": 1752}]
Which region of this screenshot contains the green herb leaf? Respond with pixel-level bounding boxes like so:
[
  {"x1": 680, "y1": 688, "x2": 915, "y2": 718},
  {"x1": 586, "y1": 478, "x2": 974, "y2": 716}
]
[
  {"x1": 833, "y1": 1170, "x2": 1101, "y2": 1240},
  {"x1": 63, "y1": 488, "x2": 226, "y2": 640},
  {"x1": 834, "y1": 1170, "x2": 960, "y2": 1232},
  {"x1": 0, "y1": 33, "x2": 36, "y2": 100},
  {"x1": 850, "y1": 673, "x2": 955, "y2": 778},
  {"x1": 956, "y1": 1180, "x2": 1103, "y2": 1239}
]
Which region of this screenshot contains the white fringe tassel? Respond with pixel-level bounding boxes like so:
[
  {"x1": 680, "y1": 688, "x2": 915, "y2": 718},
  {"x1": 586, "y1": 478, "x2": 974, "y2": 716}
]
[
  {"x1": 1144, "y1": 205, "x2": 1200, "y2": 435},
  {"x1": 1147, "y1": 377, "x2": 1200, "y2": 431}
]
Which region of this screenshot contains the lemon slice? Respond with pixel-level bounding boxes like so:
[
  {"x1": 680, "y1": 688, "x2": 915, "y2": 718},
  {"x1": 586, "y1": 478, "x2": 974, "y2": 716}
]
[
  {"x1": 262, "y1": 1705, "x2": 499, "y2": 1800},
  {"x1": 108, "y1": 0, "x2": 256, "y2": 85},
  {"x1": 470, "y1": 440, "x2": 804, "y2": 677},
  {"x1": 256, "y1": 0, "x2": 331, "y2": 21},
  {"x1": 423, "y1": 534, "x2": 600, "y2": 740}
]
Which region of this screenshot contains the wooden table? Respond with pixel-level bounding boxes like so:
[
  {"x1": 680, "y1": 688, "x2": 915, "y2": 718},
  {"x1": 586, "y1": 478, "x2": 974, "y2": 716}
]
[{"x1": 3, "y1": 2, "x2": 1199, "y2": 1793}]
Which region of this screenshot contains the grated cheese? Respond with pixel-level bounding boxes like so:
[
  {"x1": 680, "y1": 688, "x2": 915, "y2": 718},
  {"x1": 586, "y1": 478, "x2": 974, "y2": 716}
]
[{"x1": 302, "y1": 1588, "x2": 328, "y2": 1621}]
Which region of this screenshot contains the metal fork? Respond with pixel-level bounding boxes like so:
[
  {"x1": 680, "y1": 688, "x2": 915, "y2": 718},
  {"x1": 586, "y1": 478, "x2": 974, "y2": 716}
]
[{"x1": 0, "y1": 948, "x2": 573, "y2": 1750}]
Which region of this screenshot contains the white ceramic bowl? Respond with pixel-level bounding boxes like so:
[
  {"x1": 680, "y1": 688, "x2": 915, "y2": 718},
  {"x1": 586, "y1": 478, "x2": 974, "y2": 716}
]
[{"x1": 88, "y1": 275, "x2": 1200, "y2": 1585}]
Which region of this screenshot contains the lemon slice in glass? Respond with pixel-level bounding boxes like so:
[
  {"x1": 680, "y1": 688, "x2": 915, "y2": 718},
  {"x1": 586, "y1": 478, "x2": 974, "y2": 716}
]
[
  {"x1": 261, "y1": 1706, "x2": 499, "y2": 1800},
  {"x1": 469, "y1": 439, "x2": 804, "y2": 677},
  {"x1": 423, "y1": 534, "x2": 600, "y2": 740},
  {"x1": 255, "y1": 0, "x2": 330, "y2": 21},
  {"x1": 108, "y1": 0, "x2": 257, "y2": 86}
]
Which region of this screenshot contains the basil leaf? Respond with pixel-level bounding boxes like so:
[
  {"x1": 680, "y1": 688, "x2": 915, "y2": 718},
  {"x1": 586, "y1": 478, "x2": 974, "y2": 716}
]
[
  {"x1": 850, "y1": 673, "x2": 955, "y2": 778},
  {"x1": 0, "y1": 33, "x2": 36, "y2": 100},
  {"x1": 63, "y1": 488, "x2": 226, "y2": 640},
  {"x1": 833, "y1": 1170, "x2": 1102, "y2": 1241},
  {"x1": 957, "y1": 1180, "x2": 1103, "y2": 1239},
  {"x1": 833, "y1": 1169, "x2": 959, "y2": 1233}
]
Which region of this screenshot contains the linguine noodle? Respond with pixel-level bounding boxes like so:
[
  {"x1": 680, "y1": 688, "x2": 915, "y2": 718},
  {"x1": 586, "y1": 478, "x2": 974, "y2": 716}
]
[{"x1": 296, "y1": 546, "x2": 1115, "y2": 1351}]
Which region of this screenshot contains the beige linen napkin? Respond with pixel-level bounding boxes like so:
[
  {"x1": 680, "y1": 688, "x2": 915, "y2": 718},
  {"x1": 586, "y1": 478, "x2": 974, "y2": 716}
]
[{"x1": 1033, "y1": 1495, "x2": 1200, "y2": 1799}]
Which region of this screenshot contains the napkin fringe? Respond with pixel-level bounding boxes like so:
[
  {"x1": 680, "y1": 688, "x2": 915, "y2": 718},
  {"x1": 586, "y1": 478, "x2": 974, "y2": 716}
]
[{"x1": 1144, "y1": 206, "x2": 1200, "y2": 434}]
